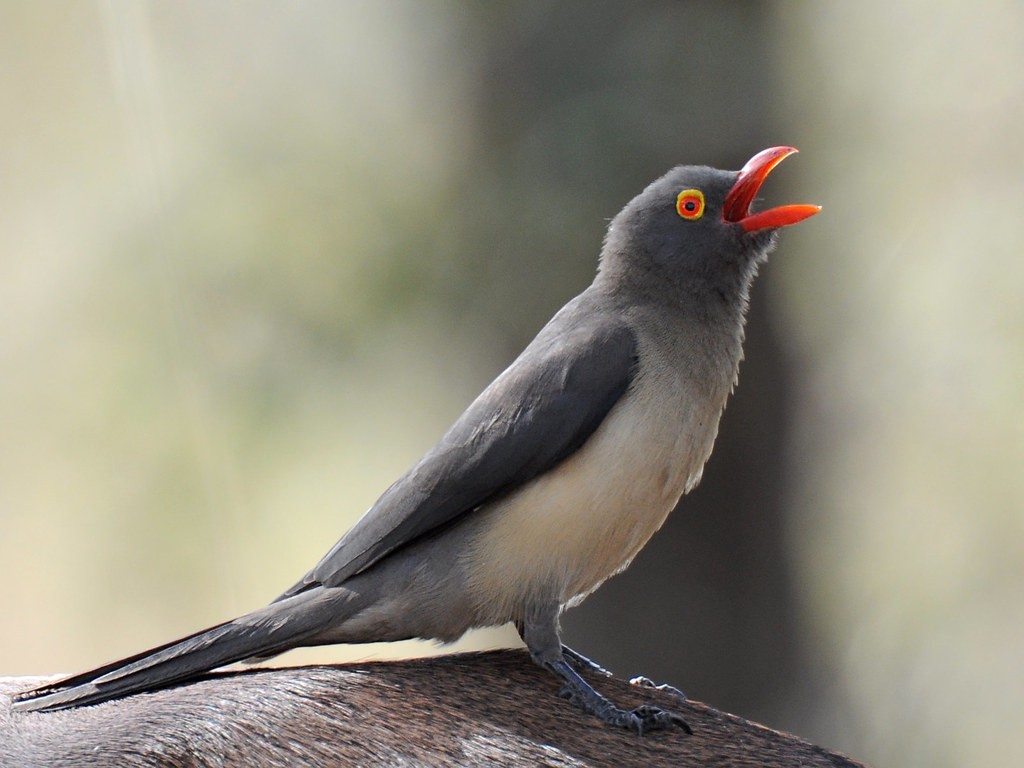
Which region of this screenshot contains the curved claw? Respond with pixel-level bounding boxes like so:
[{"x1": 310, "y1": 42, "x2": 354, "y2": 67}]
[
  {"x1": 545, "y1": 658, "x2": 691, "y2": 736},
  {"x1": 627, "y1": 705, "x2": 692, "y2": 736}
]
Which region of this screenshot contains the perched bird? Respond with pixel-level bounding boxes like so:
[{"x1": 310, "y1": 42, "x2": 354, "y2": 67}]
[{"x1": 14, "y1": 147, "x2": 819, "y2": 734}]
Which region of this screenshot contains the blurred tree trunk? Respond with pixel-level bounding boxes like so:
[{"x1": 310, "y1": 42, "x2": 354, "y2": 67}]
[{"x1": 424, "y1": 1, "x2": 810, "y2": 729}]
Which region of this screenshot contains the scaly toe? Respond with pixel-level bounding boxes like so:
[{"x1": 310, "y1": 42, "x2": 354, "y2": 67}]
[
  {"x1": 631, "y1": 705, "x2": 692, "y2": 736},
  {"x1": 629, "y1": 675, "x2": 688, "y2": 701}
]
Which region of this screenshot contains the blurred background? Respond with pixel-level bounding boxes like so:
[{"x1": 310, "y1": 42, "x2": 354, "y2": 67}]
[{"x1": 1, "y1": 2, "x2": 1021, "y2": 765}]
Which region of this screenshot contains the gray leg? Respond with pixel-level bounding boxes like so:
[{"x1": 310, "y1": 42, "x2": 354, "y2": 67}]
[
  {"x1": 563, "y1": 647, "x2": 687, "y2": 698},
  {"x1": 561, "y1": 644, "x2": 612, "y2": 677},
  {"x1": 516, "y1": 604, "x2": 691, "y2": 736}
]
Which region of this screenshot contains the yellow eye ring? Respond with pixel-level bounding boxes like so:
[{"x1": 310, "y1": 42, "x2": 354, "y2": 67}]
[{"x1": 676, "y1": 189, "x2": 705, "y2": 221}]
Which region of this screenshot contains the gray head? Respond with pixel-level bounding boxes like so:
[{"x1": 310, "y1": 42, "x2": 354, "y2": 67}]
[{"x1": 599, "y1": 147, "x2": 819, "y2": 311}]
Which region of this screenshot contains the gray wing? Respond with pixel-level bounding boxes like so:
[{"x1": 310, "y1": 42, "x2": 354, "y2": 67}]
[{"x1": 276, "y1": 293, "x2": 638, "y2": 599}]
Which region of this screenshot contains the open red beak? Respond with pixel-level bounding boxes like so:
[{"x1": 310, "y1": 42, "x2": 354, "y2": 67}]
[{"x1": 723, "y1": 146, "x2": 821, "y2": 233}]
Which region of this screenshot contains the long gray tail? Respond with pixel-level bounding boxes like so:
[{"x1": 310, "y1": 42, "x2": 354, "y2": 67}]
[{"x1": 12, "y1": 592, "x2": 333, "y2": 713}]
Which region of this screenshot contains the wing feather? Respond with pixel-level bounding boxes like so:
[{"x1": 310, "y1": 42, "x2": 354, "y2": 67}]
[{"x1": 277, "y1": 292, "x2": 637, "y2": 599}]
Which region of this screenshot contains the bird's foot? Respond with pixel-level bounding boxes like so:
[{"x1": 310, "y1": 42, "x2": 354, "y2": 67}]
[
  {"x1": 561, "y1": 644, "x2": 613, "y2": 677},
  {"x1": 547, "y1": 659, "x2": 691, "y2": 736},
  {"x1": 561, "y1": 688, "x2": 692, "y2": 736},
  {"x1": 629, "y1": 675, "x2": 687, "y2": 701}
]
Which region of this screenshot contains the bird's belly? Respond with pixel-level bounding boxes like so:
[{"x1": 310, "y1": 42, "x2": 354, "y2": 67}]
[{"x1": 464, "y1": 373, "x2": 721, "y2": 623}]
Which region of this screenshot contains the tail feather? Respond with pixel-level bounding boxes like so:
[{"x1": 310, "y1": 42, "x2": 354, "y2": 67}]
[{"x1": 13, "y1": 595, "x2": 331, "y2": 713}]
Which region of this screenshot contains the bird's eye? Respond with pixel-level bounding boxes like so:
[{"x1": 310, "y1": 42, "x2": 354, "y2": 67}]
[{"x1": 676, "y1": 189, "x2": 705, "y2": 221}]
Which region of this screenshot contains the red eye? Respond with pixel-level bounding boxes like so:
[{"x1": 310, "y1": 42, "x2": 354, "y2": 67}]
[{"x1": 676, "y1": 189, "x2": 705, "y2": 221}]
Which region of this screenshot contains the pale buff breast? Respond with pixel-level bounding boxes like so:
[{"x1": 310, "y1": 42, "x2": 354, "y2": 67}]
[{"x1": 464, "y1": 335, "x2": 733, "y2": 623}]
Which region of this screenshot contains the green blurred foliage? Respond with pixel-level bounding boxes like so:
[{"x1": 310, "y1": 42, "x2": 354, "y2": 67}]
[{"x1": 776, "y1": 5, "x2": 1024, "y2": 765}]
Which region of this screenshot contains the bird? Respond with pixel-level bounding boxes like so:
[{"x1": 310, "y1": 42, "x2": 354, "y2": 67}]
[{"x1": 13, "y1": 147, "x2": 819, "y2": 734}]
